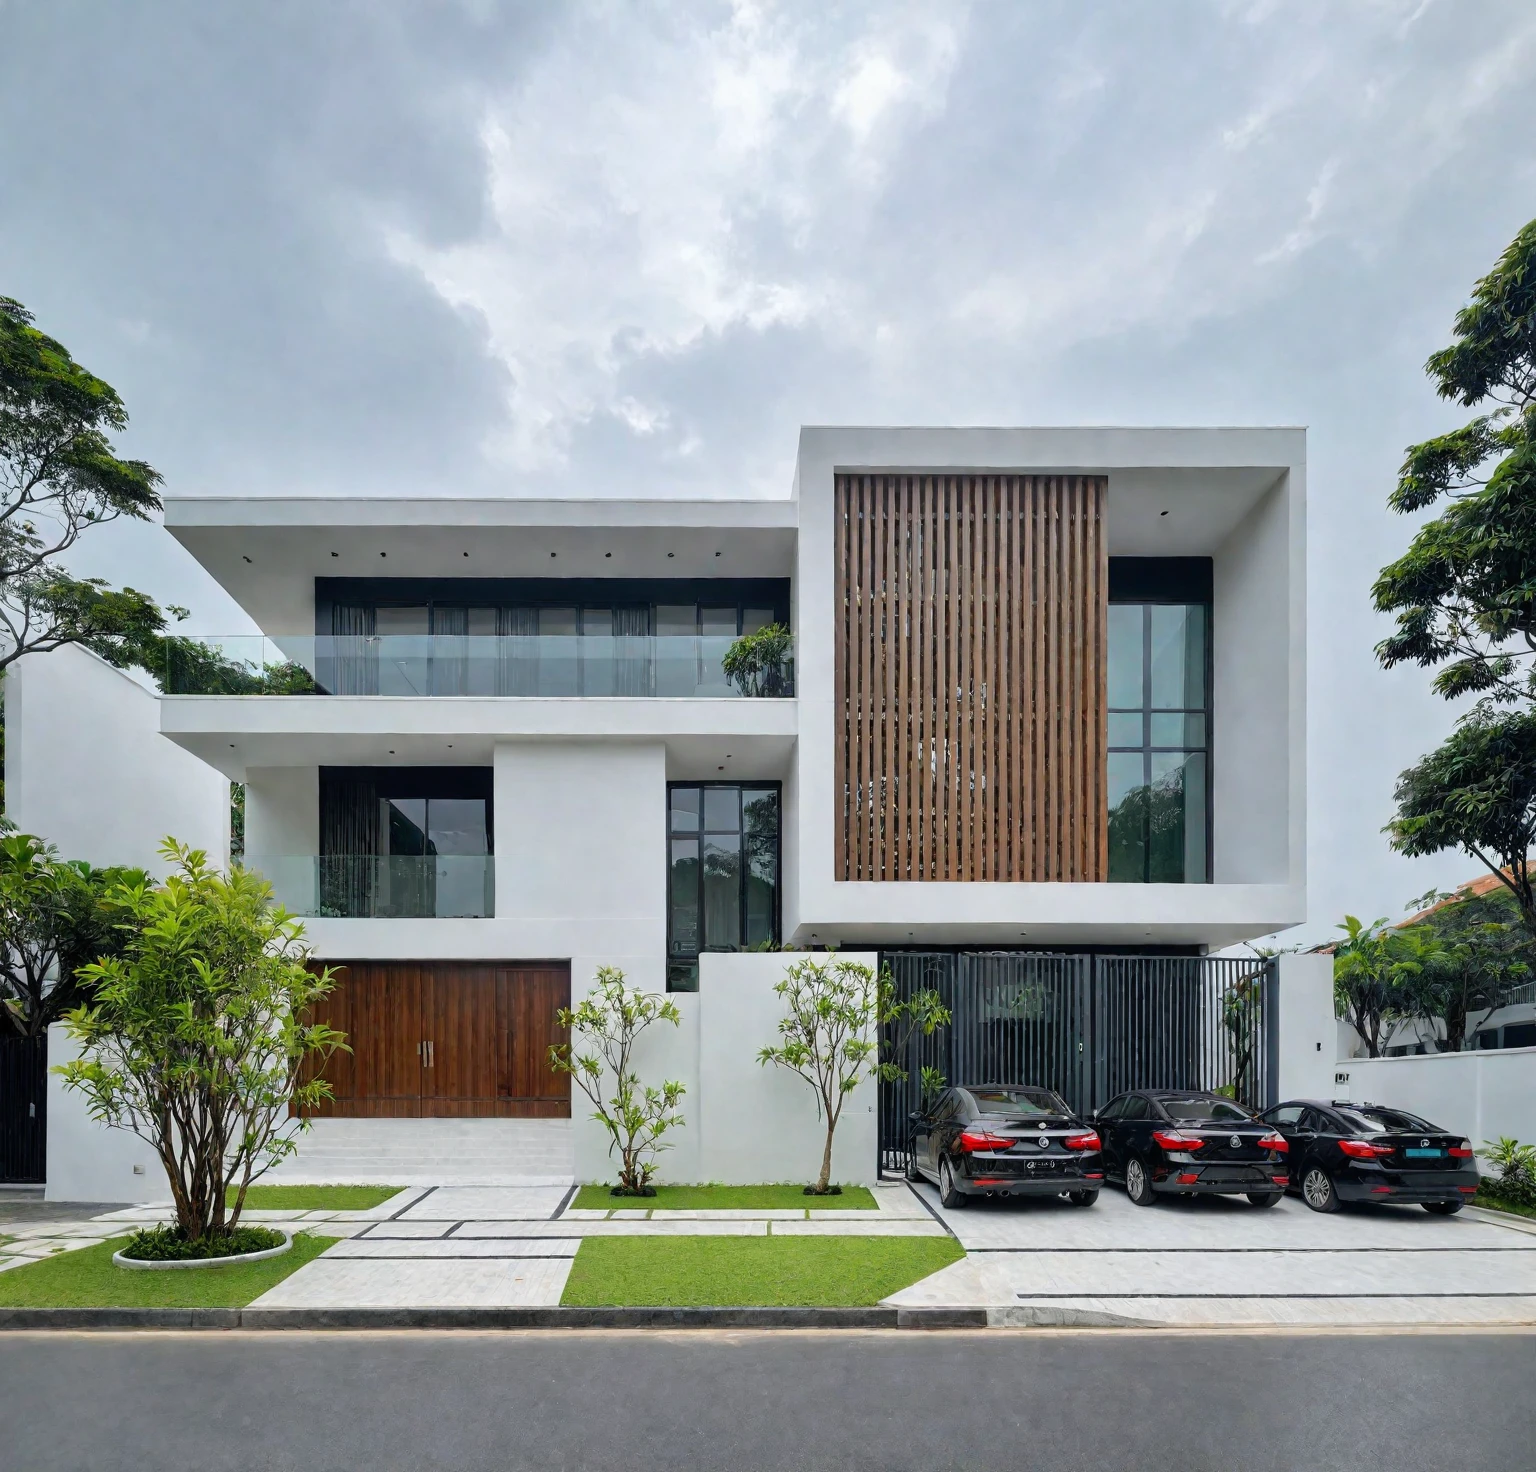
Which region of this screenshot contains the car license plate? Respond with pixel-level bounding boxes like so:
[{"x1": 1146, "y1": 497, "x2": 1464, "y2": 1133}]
[{"x1": 1405, "y1": 1148, "x2": 1442, "y2": 1158}]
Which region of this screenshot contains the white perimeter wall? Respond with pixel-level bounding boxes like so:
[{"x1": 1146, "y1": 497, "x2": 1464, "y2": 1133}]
[
  {"x1": 5, "y1": 643, "x2": 228, "y2": 870},
  {"x1": 46, "y1": 1025, "x2": 163, "y2": 1204},
  {"x1": 1332, "y1": 1050, "x2": 1536, "y2": 1158},
  {"x1": 572, "y1": 951, "x2": 880, "y2": 1188},
  {"x1": 1276, "y1": 953, "x2": 1336, "y2": 1103}
]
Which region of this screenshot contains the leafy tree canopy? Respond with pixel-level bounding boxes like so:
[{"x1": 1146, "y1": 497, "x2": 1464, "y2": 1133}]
[
  {"x1": 1372, "y1": 218, "x2": 1536, "y2": 703},
  {"x1": 1386, "y1": 704, "x2": 1536, "y2": 934},
  {"x1": 0, "y1": 296, "x2": 176, "y2": 672}
]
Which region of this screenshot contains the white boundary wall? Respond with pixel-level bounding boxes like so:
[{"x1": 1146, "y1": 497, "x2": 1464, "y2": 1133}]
[
  {"x1": 1276, "y1": 953, "x2": 1337, "y2": 1104},
  {"x1": 572, "y1": 951, "x2": 880, "y2": 1188},
  {"x1": 1332, "y1": 1049, "x2": 1536, "y2": 1153},
  {"x1": 5, "y1": 643, "x2": 228, "y2": 870}
]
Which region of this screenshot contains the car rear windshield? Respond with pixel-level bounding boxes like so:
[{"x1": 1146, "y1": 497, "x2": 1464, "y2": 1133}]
[
  {"x1": 1159, "y1": 1097, "x2": 1256, "y2": 1123},
  {"x1": 969, "y1": 1087, "x2": 1071, "y2": 1117},
  {"x1": 1335, "y1": 1106, "x2": 1437, "y2": 1135}
]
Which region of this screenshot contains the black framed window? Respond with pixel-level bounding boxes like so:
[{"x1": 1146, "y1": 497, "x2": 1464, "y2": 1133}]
[
  {"x1": 666, "y1": 782, "x2": 780, "y2": 992},
  {"x1": 318, "y1": 767, "x2": 493, "y2": 917},
  {"x1": 1107, "y1": 561, "x2": 1211, "y2": 884}
]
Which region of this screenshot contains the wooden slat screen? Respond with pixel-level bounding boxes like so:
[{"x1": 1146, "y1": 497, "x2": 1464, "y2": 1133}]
[{"x1": 834, "y1": 473, "x2": 1108, "y2": 882}]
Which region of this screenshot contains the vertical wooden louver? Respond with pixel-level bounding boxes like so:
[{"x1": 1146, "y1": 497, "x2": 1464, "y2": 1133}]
[{"x1": 834, "y1": 473, "x2": 1108, "y2": 882}]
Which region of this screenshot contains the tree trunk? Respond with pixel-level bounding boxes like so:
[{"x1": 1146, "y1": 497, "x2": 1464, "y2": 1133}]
[{"x1": 815, "y1": 1119, "x2": 834, "y2": 1194}]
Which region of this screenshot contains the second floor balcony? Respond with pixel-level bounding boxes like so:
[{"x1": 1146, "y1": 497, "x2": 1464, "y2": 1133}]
[{"x1": 160, "y1": 631, "x2": 795, "y2": 699}]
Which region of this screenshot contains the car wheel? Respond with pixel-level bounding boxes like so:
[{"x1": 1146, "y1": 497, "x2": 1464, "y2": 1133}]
[
  {"x1": 1067, "y1": 1190, "x2": 1099, "y2": 1208},
  {"x1": 1247, "y1": 1191, "x2": 1281, "y2": 1208},
  {"x1": 1125, "y1": 1156, "x2": 1155, "y2": 1207},
  {"x1": 938, "y1": 1156, "x2": 967, "y2": 1209},
  {"x1": 1423, "y1": 1200, "x2": 1464, "y2": 1216},
  {"x1": 1301, "y1": 1166, "x2": 1339, "y2": 1213}
]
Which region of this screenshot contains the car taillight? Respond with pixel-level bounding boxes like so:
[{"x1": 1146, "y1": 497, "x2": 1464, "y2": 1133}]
[
  {"x1": 956, "y1": 1130, "x2": 1014, "y2": 1153},
  {"x1": 1256, "y1": 1132, "x2": 1289, "y2": 1152},
  {"x1": 1152, "y1": 1129, "x2": 1205, "y2": 1151},
  {"x1": 1064, "y1": 1132, "x2": 1101, "y2": 1151},
  {"x1": 1449, "y1": 1142, "x2": 1474, "y2": 1159},
  {"x1": 1338, "y1": 1138, "x2": 1394, "y2": 1159}
]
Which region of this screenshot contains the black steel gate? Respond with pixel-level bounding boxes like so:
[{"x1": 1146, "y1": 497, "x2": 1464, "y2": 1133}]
[
  {"x1": 878, "y1": 952, "x2": 1278, "y2": 1173},
  {"x1": 0, "y1": 1034, "x2": 47, "y2": 1184}
]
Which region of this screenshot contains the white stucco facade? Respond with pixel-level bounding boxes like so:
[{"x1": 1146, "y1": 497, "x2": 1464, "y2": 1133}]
[{"x1": 13, "y1": 425, "x2": 1330, "y2": 1200}]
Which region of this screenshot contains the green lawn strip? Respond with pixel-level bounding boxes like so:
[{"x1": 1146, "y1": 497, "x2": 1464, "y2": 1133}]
[
  {"x1": 1475, "y1": 1188, "x2": 1536, "y2": 1222},
  {"x1": 0, "y1": 1234, "x2": 338, "y2": 1309},
  {"x1": 572, "y1": 1184, "x2": 878, "y2": 1213},
  {"x1": 560, "y1": 1235, "x2": 964, "y2": 1308},
  {"x1": 226, "y1": 1184, "x2": 405, "y2": 1212}
]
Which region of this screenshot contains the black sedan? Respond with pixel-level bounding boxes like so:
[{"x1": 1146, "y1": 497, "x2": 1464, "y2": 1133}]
[
  {"x1": 1259, "y1": 1099, "x2": 1479, "y2": 1214},
  {"x1": 907, "y1": 1084, "x2": 1104, "y2": 1208},
  {"x1": 1095, "y1": 1089, "x2": 1290, "y2": 1206}
]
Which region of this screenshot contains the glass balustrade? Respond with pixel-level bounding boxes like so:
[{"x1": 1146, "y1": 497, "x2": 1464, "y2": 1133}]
[
  {"x1": 244, "y1": 855, "x2": 495, "y2": 919},
  {"x1": 159, "y1": 634, "x2": 794, "y2": 697}
]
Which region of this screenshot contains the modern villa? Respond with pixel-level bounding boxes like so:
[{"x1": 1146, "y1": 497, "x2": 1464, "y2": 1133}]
[{"x1": 8, "y1": 426, "x2": 1337, "y2": 1193}]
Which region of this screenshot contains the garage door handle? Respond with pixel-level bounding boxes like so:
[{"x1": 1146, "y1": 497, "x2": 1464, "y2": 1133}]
[{"x1": 426, "y1": 1040, "x2": 434, "y2": 1068}]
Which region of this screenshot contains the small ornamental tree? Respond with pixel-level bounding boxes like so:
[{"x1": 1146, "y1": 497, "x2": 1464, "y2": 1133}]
[
  {"x1": 57, "y1": 840, "x2": 345, "y2": 1243},
  {"x1": 721, "y1": 623, "x2": 793, "y2": 697},
  {"x1": 549, "y1": 966, "x2": 685, "y2": 1196},
  {"x1": 1331, "y1": 915, "x2": 1441, "y2": 1058},
  {"x1": 759, "y1": 955, "x2": 946, "y2": 1195}
]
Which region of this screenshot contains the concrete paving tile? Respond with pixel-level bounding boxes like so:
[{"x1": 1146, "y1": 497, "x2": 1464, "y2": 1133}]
[
  {"x1": 328, "y1": 1238, "x2": 581, "y2": 1259},
  {"x1": 249, "y1": 1256, "x2": 573, "y2": 1308},
  {"x1": 399, "y1": 1186, "x2": 569, "y2": 1221},
  {"x1": 454, "y1": 1219, "x2": 766, "y2": 1238},
  {"x1": 352, "y1": 1220, "x2": 456, "y2": 1240},
  {"x1": 560, "y1": 1209, "x2": 611, "y2": 1221},
  {"x1": 0, "y1": 1257, "x2": 27, "y2": 1274},
  {"x1": 772, "y1": 1218, "x2": 947, "y2": 1237}
]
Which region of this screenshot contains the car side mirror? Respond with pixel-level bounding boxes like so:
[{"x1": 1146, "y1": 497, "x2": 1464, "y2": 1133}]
[{"x1": 908, "y1": 1111, "x2": 926, "y2": 1124}]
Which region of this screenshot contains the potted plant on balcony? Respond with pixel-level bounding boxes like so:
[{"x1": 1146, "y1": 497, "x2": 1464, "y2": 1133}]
[
  {"x1": 58, "y1": 839, "x2": 347, "y2": 1266},
  {"x1": 722, "y1": 623, "x2": 792, "y2": 697}
]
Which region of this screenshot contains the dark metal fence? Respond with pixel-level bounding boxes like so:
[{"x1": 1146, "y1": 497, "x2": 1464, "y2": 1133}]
[
  {"x1": 878, "y1": 952, "x2": 1278, "y2": 1173},
  {"x1": 0, "y1": 1034, "x2": 48, "y2": 1184}
]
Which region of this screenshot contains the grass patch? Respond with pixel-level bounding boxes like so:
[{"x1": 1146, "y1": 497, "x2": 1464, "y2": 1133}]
[
  {"x1": 571, "y1": 1184, "x2": 878, "y2": 1212},
  {"x1": 226, "y1": 1184, "x2": 404, "y2": 1212},
  {"x1": 0, "y1": 1234, "x2": 337, "y2": 1309},
  {"x1": 560, "y1": 1235, "x2": 963, "y2": 1307},
  {"x1": 1476, "y1": 1186, "x2": 1536, "y2": 1221}
]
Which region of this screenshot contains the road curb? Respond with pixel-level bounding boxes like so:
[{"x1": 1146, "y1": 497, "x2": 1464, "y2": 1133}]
[{"x1": 0, "y1": 1305, "x2": 994, "y2": 1332}]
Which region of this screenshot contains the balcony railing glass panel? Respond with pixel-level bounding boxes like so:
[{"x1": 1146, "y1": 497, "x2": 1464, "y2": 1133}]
[
  {"x1": 244, "y1": 855, "x2": 494, "y2": 918},
  {"x1": 159, "y1": 634, "x2": 793, "y2": 697}
]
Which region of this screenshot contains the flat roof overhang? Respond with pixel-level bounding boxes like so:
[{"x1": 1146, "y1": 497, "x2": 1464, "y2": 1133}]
[
  {"x1": 163, "y1": 496, "x2": 799, "y2": 633},
  {"x1": 788, "y1": 882, "x2": 1305, "y2": 951},
  {"x1": 159, "y1": 694, "x2": 797, "y2": 780}
]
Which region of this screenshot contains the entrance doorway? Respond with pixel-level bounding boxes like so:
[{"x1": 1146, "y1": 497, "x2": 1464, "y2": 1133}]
[{"x1": 299, "y1": 961, "x2": 571, "y2": 1118}]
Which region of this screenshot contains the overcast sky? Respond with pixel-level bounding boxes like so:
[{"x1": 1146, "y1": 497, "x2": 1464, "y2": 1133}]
[{"x1": 3, "y1": 0, "x2": 1533, "y2": 946}]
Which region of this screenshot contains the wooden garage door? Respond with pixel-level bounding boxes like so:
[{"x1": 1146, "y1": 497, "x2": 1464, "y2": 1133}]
[{"x1": 298, "y1": 961, "x2": 571, "y2": 1118}]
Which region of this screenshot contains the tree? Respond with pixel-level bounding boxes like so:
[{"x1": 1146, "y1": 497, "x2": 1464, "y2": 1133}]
[
  {"x1": 548, "y1": 967, "x2": 685, "y2": 1195},
  {"x1": 1331, "y1": 915, "x2": 1440, "y2": 1058},
  {"x1": 758, "y1": 954, "x2": 890, "y2": 1195},
  {"x1": 1386, "y1": 706, "x2": 1536, "y2": 936},
  {"x1": 1372, "y1": 218, "x2": 1536, "y2": 705},
  {"x1": 57, "y1": 840, "x2": 345, "y2": 1243},
  {"x1": 0, "y1": 297, "x2": 176, "y2": 672},
  {"x1": 1393, "y1": 885, "x2": 1532, "y2": 1052},
  {"x1": 0, "y1": 832, "x2": 144, "y2": 1038}
]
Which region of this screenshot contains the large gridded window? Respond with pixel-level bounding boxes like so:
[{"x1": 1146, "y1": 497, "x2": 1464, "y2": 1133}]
[
  {"x1": 1107, "y1": 602, "x2": 1210, "y2": 883},
  {"x1": 667, "y1": 783, "x2": 780, "y2": 992}
]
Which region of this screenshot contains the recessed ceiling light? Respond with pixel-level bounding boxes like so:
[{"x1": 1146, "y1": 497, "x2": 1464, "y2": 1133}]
[
  {"x1": 550, "y1": 551, "x2": 557, "y2": 558},
  {"x1": 605, "y1": 551, "x2": 612, "y2": 558},
  {"x1": 380, "y1": 551, "x2": 387, "y2": 558},
  {"x1": 330, "y1": 551, "x2": 339, "y2": 558},
  {"x1": 717, "y1": 765, "x2": 725, "y2": 771},
  {"x1": 389, "y1": 749, "x2": 395, "y2": 755},
  {"x1": 667, "y1": 552, "x2": 675, "y2": 558},
  {"x1": 714, "y1": 551, "x2": 721, "y2": 558},
  {"x1": 462, "y1": 551, "x2": 469, "y2": 558},
  {"x1": 242, "y1": 555, "x2": 252, "y2": 563},
  {"x1": 1159, "y1": 510, "x2": 1169, "y2": 517}
]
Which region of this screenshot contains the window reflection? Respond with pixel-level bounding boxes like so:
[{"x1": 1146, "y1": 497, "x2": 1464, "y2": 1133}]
[
  {"x1": 667, "y1": 783, "x2": 780, "y2": 990},
  {"x1": 1106, "y1": 603, "x2": 1209, "y2": 883}
]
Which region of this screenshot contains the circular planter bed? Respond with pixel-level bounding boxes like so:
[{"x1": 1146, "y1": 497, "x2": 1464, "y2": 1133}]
[{"x1": 113, "y1": 1227, "x2": 293, "y2": 1271}]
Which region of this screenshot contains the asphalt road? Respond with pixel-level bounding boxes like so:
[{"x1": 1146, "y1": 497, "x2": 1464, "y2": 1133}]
[{"x1": 1, "y1": 1328, "x2": 1531, "y2": 1471}]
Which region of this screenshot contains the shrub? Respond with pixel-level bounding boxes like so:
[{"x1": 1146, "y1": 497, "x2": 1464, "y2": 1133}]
[
  {"x1": 1482, "y1": 1136, "x2": 1536, "y2": 1207},
  {"x1": 722, "y1": 624, "x2": 793, "y2": 697},
  {"x1": 119, "y1": 1224, "x2": 286, "y2": 1262}
]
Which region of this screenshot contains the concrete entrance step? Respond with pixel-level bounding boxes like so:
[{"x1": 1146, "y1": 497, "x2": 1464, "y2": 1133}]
[{"x1": 267, "y1": 1119, "x2": 574, "y2": 1187}]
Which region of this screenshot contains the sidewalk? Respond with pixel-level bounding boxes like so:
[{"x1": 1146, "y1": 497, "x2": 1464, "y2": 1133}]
[{"x1": 0, "y1": 1184, "x2": 946, "y2": 1310}]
